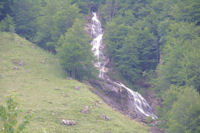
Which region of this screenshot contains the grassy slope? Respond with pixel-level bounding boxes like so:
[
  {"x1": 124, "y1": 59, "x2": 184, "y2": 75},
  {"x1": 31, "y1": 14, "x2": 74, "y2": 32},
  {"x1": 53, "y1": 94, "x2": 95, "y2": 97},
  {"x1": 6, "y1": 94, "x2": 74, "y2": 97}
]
[{"x1": 0, "y1": 32, "x2": 149, "y2": 133}]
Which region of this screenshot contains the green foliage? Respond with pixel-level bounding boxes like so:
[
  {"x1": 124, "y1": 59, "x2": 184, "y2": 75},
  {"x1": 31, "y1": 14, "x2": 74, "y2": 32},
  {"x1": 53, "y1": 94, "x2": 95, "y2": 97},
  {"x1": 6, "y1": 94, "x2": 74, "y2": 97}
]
[
  {"x1": 57, "y1": 19, "x2": 96, "y2": 80},
  {"x1": 161, "y1": 86, "x2": 200, "y2": 133},
  {"x1": 99, "y1": 0, "x2": 200, "y2": 132},
  {"x1": 34, "y1": 0, "x2": 80, "y2": 50},
  {"x1": 9, "y1": 0, "x2": 107, "y2": 51},
  {"x1": 71, "y1": 0, "x2": 91, "y2": 14},
  {"x1": 104, "y1": 14, "x2": 159, "y2": 85},
  {"x1": 105, "y1": 22, "x2": 140, "y2": 84},
  {"x1": 171, "y1": 0, "x2": 200, "y2": 24},
  {"x1": 158, "y1": 85, "x2": 183, "y2": 124},
  {"x1": 101, "y1": 0, "x2": 200, "y2": 90},
  {"x1": 0, "y1": 95, "x2": 32, "y2": 133},
  {"x1": 11, "y1": 0, "x2": 40, "y2": 40},
  {"x1": 0, "y1": 0, "x2": 15, "y2": 21},
  {"x1": 0, "y1": 15, "x2": 15, "y2": 32},
  {"x1": 155, "y1": 22, "x2": 200, "y2": 92},
  {"x1": 11, "y1": 0, "x2": 80, "y2": 51},
  {"x1": 146, "y1": 116, "x2": 153, "y2": 124},
  {"x1": 72, "y1": 0, "x2": 105, "y2": 14},
  {"x1": 143, "y1": 1, "x2": 200, "y2": 132}
]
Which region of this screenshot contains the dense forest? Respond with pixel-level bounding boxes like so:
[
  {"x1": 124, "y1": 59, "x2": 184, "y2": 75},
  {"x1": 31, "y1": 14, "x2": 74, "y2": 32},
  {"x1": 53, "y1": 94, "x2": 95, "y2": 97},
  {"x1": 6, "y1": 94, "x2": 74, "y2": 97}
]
[{"x1": 1, "y1": 0, "x2": 200, "y2": 132}]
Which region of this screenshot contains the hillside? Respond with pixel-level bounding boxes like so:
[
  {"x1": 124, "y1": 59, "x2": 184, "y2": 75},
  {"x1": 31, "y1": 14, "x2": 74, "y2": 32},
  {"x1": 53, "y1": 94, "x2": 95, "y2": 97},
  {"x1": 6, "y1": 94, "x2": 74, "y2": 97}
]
[{"x1": 0, "y1": 32, "x2": 149, "y2": 133}]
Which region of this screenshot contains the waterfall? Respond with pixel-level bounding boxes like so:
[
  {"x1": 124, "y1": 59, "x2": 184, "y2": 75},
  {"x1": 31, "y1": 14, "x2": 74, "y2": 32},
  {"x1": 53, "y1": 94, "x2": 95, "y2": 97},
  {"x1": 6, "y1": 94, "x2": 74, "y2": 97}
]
[
  {"x1": 90, "y1": 12, "x2": 105, "y2": 78},
  {"x1": 90, "y1": 12, "x2": 157, "y2": 119}
]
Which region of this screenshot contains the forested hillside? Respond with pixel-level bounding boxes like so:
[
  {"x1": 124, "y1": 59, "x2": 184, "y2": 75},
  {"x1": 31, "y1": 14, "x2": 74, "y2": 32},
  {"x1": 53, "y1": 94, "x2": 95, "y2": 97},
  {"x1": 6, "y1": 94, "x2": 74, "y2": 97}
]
[
  {"x1": 98, "y1": 0, "x2": 200, "y2": 132},
  {"x1": 1, "y1": 0, "x2": 200, "y2": 133}
]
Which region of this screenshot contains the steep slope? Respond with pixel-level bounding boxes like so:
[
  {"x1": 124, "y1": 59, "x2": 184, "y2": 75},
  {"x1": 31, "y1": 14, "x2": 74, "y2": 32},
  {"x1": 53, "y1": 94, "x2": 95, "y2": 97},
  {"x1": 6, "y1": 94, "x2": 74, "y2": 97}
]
[{"x1": 0, "y1": 32, "x2": 149, "y2": 133}]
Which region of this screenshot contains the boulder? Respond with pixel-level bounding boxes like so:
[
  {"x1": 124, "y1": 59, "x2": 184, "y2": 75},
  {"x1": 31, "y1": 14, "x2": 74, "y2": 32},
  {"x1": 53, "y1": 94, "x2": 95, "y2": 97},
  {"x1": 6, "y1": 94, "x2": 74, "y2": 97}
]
[
  {"x1": 12, "y1": 59, "x2": 19, "y2": 65},
  {"x1": 62, "y1": 119, "x2": 77, "y2": 126},
  {"x1": 95, "y1": 101, "x2": 102, "y2": 108},
  {"x1": 100, "y1": 114, "x2": 110, "y2": 121},
  {"x1": 13, "y1": 66, "x2": 18, "y2": 70},
  {"x1": 12, "y1": 59, "x2": 24, "y2": 66},
  {"x1": 95, "y1": 103, "x2": 101, "y2": 108},
  {"x1": 19, "y1": 60, "x2": 24, "y2": 66},
  {"x1": 81, "y1": 106, "x2": 90, "y2": 114},
  {"x1": 74, "y1": 86, "x2": 81, "y2": 90},
  {"x1": 41, "y1": 60, "x2": 46, "y2": 64}
]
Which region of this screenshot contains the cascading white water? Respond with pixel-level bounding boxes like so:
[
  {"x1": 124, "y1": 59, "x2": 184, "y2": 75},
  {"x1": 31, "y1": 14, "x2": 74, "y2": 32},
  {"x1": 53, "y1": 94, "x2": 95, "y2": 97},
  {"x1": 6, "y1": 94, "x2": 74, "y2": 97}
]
[
  {"x1": 114, "y1": 81, "x2": 157, "y2": 119},
  {"x1": 90, "y1": 12, "x2": 157, "y2": 119},
  {"x1": 91, "y1": 12, "x2": 105, "y2": 78}
]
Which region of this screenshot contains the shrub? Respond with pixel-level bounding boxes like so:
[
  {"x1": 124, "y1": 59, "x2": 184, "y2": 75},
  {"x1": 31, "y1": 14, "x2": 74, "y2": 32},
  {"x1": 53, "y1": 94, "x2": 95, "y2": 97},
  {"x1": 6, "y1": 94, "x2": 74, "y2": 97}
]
[{"x1": 0, "y1": 95, "x2": 32, "y2": 133}]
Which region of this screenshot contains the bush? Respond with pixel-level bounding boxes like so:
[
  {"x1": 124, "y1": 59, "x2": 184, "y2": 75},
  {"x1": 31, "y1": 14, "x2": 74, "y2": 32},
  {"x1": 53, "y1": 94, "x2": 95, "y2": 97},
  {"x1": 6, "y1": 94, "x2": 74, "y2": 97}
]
[
  {"x1": 0, "y1": 95, "x2": 32, "y2": 133},
  {"x1": 0, "y1": 15, "x2": 15, "y2": 32}
]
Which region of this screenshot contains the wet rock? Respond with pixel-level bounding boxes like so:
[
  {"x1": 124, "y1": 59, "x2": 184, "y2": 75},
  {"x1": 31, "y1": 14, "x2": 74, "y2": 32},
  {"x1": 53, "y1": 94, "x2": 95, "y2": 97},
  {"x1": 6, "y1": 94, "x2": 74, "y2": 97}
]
[
  {"x1": 81, "y1": 106, "x2": 90, "y2": 114},
  {"x1": 100, "y1": 114, "x2": 110, "y2": 121},
  {"x1": 62, "y1": 119, "x2": 77, "y2": 126},
  {"x1": 74, "y1": 86, "x2": 81, "y2": 90}
]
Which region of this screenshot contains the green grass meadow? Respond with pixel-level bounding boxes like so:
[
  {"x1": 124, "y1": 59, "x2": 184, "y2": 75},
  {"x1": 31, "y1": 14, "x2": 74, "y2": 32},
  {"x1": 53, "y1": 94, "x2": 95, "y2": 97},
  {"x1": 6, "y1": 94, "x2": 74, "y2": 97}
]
[{"x1": 0, "y1": 32, "x2": 149, "y2": 133}]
